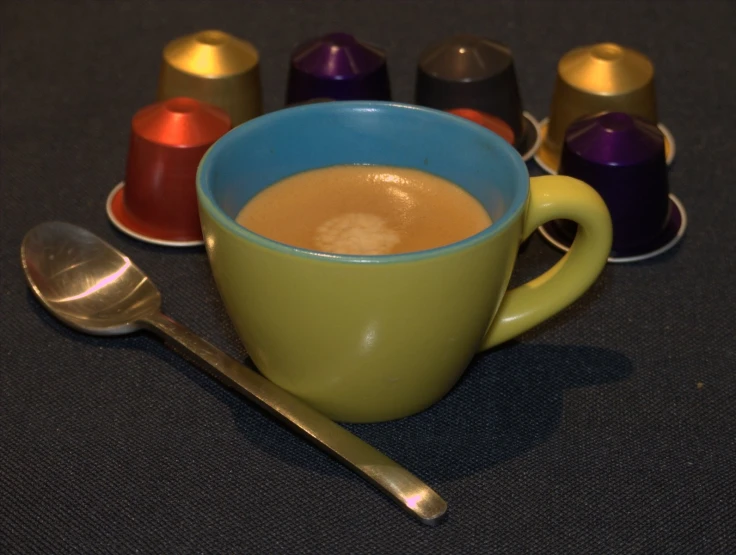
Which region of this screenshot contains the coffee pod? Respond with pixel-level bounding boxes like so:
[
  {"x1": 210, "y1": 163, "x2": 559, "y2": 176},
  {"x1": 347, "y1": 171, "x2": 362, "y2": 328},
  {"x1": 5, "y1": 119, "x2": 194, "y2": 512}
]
[
  {"x1": 415, "y1": 34, "x2": 541, "y2": 161},
  {"x1": 286, "y1": 32, "x2": 391, "y2": 104},
  {"x1": 538, "y1": 112, "x2": 686, "y2": 263},
  {"x1": 157, "y1": 30, "x2": 262, "y2": 126},
  {"x1": 107, "y1": 97, "x2": 232, "y2": 247},
  {"x1": 445, "y1": 108, "x2": 515, "y2": 146},
  {"x1": 534, "y1": 42, "x2": 676, "y2": 174}
]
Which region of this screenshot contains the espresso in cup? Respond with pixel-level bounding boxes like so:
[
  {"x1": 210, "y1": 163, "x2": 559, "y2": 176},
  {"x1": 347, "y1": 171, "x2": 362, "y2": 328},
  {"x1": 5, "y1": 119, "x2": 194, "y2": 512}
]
[{"x1": 235, "y1": 165, "x2": 491, "y2": 256}]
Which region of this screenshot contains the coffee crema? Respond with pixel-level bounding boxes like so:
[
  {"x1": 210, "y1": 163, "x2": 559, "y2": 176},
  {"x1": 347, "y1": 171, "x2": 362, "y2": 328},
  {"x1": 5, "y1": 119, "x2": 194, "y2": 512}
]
[{"x1": 235, "y1": 165, "x2": 492, "y2": 255}]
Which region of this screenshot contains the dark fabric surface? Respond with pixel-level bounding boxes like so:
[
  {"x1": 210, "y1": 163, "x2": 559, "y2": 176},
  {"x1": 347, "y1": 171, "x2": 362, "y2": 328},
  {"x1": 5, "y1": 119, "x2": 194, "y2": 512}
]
[{"x1": 2, "y1": 0, "x2": 735, "y2": 553}]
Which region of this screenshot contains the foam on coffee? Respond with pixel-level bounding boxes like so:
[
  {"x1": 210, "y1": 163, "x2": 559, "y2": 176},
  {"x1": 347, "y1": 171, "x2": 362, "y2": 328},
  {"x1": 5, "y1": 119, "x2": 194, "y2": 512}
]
[
  {"x1": 236, "y1": 165, "x2": 492, "y2": 255},
  {"x1": 315, "y1": 212, "x2": 401, "y2": 255}
]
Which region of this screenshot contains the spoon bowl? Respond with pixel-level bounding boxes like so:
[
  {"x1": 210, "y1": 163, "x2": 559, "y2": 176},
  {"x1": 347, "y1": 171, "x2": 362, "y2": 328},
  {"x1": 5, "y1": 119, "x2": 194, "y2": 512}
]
[{"x1": 22, "y1": 222, "x2": 161, "y2": 335}]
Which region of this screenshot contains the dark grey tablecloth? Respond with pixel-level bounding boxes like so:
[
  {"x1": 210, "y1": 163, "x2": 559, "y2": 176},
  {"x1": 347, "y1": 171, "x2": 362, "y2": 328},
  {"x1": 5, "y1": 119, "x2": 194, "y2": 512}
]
[{"x1": 2, "y1": 0, "x2": 735, "y2": 553}]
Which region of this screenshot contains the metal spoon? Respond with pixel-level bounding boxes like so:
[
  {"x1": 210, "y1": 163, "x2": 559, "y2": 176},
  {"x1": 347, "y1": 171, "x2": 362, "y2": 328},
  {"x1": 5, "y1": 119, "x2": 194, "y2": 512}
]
[{"x1": 21, "y1": 221, "x2": 447, "y2": 526}]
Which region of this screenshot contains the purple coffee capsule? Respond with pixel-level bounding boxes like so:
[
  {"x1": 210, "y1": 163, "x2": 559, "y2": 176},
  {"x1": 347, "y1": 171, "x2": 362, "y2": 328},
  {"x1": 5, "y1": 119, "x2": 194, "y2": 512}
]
[
  {"x1": 538, "y1": 111, "x2": 687, "y2": 263},
  {"x1": 286, "y1": 32, "x2": 391, "y2": 104}
]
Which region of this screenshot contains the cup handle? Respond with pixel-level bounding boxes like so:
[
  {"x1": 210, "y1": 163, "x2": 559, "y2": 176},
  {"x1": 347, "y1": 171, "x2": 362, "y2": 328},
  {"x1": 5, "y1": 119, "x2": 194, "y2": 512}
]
[{"x1": 479, "y1": 175, "x2": 613, "y2": 351}]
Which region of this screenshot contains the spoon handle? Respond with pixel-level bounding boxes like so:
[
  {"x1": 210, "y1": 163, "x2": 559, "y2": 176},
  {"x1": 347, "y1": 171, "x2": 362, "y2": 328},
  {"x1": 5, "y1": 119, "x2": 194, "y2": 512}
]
[{"x1": 141, "y1": 310, "x2": 447, "y2": 526}]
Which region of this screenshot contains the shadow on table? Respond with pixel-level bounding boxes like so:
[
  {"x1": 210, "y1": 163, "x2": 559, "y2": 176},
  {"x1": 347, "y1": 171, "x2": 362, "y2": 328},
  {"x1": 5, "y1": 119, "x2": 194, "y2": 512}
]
[
  {"x1": 24, "y1": 286, "x2": 632, "y2": 484},
  {"x1": 228, "y1": 341, "x2": 633, "y2": 483}
]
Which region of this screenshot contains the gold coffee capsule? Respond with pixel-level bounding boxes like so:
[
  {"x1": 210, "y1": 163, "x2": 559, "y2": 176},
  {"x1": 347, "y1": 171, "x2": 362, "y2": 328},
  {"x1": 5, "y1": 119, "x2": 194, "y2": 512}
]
[
  {"x1": 535, "y1": 42, "x2": 675, "y2": 174},
  {"x1": 157, "y1": 30, "x2": 263, "y2": 126}
]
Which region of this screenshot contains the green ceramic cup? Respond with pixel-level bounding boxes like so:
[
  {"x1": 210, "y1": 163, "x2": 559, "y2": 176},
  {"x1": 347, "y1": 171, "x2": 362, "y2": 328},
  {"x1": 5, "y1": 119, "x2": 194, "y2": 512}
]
[{"x1": 197, "y1": 101, "x2": 612, "y2": 423}]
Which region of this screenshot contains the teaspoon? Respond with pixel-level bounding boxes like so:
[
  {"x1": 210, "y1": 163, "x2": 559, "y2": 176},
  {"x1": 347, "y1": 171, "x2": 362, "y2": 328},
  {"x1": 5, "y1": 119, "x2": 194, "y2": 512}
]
[{"x1": 20, "y1": 221, "x2": 447, "y2": 526}]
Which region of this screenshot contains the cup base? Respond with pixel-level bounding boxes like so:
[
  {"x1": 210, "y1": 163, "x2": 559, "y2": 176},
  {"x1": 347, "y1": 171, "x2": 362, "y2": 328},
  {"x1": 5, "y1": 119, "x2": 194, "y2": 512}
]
[
  {"x1": 538, "y1": 193, "x2": 687, "y2": 263},
  {"x1": 106, "y1": 182, "x2": 204, "y2": 247},
  {"x1": 518, "y1": 111, "x2": 543, "y2": 162},
  {"x1": 533, "y1": 118, "x2": 677, "y2": 174}
]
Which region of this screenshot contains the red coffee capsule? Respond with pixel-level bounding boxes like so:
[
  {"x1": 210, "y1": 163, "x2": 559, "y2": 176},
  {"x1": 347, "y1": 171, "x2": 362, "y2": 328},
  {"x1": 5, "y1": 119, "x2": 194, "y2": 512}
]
[
  {"x1": 107, "y1": 97, "x2": 231, "y2": 246},
  {"x1": 445, "y1": 108, "x2": 516, "y2": 146}
]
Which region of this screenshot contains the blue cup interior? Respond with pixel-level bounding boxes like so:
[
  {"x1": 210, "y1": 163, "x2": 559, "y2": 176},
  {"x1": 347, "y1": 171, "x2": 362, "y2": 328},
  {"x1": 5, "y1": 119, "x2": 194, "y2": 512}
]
[{"x1": 197, "y1": 101, "x2": 529, "y2": 261}]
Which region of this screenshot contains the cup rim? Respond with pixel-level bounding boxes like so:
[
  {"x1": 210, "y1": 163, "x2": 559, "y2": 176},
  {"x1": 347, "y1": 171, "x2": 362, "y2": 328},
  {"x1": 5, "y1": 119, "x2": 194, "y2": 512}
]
[{"x1": 196, "y1": 100, "x2": 529, "y2": 264}]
